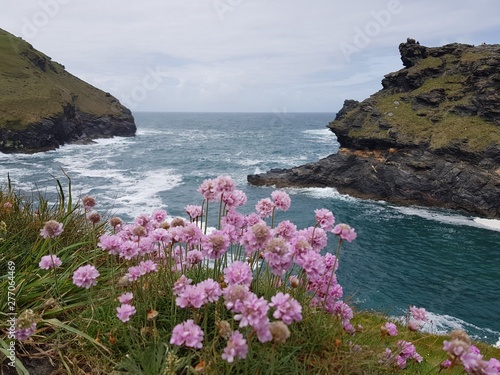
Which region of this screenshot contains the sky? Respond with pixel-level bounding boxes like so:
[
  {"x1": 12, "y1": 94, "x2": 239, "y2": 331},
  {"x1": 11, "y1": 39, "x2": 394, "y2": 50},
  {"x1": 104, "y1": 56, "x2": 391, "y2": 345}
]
[{"x1": 1, "y1": 0, "x2": 499, "y2": 113}]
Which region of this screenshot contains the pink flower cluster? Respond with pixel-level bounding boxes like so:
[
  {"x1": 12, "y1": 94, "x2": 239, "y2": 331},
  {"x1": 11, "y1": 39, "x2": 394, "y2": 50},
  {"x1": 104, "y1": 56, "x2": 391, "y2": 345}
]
[
  {"x1": 40, "y1": 220, "x2": 63, "y2": 239},
  {"x1": 441, "y1": 330, "x2": 500, "y2": 374},
  {"x1": 381, "y1": 340, "x2": 423, "y2": 369},
  {"x1": 95, "y1": 175, "x2": 360, "y2": 357},
  {"x1": 39, "y1": 255, "x2": 62, "y2": 270},
  {"x1": 408, "y1": 305, "x2": 427, "y2": 331},
  {"x1": 72, "y1": 264, "x2": 99, "y2": 289}
]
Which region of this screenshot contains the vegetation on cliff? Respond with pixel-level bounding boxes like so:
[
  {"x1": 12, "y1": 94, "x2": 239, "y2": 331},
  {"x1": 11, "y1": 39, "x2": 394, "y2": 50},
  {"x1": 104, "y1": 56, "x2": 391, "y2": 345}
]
[
  {"x1": 1, "y1": 178, "x2": 499, "y2": 374},
  {"x1": 0, "y1": 28, "x2": 135, "y2": 153},
  {"x1": 329, "y1": 39, "x2": 500, "y2": 156}
]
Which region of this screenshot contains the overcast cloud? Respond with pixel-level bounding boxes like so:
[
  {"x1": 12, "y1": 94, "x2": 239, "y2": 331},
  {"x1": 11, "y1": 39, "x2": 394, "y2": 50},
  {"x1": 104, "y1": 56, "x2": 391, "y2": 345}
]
[{"x1": 1, "y1": 0, "x2": 499, "y2": 112}]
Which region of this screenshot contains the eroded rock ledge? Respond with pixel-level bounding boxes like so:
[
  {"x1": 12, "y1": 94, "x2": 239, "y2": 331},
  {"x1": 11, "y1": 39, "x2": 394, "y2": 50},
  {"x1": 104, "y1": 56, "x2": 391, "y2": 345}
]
[{"x1": 248, "y1": 39, "x2": 500, "y2": 219}]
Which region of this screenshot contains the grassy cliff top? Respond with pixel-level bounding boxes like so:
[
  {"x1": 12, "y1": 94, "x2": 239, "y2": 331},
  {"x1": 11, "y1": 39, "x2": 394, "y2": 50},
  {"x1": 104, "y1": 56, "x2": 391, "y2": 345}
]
[
  {"x1": 0, "y1": 28, "x2": 126, "y2": 130},
  {"x1": 329, "y1": 40, "x2": 500, "y2": 153}
]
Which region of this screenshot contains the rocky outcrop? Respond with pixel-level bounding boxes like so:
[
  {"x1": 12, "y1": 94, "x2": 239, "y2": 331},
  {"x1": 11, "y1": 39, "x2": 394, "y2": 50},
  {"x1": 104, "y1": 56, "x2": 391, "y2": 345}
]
[
  {"x1": 248, "y1": 39, "x2": 500, "y2": 218},
  {"x1": 0, "y1": 104, "x2": 135, "y2": 153},
  {"x1": 0, "y1": 28, "x2": 136, "y2": 153}
]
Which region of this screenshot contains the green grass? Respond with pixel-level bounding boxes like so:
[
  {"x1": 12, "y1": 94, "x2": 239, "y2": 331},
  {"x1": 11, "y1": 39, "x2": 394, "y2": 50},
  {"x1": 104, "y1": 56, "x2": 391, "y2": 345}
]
[
  {"x1": 1, "y1": 177, "x2": 499, "y2": 374},
  {"x1": 0, "y1": 28, "x2": 125, "y2": 130}
]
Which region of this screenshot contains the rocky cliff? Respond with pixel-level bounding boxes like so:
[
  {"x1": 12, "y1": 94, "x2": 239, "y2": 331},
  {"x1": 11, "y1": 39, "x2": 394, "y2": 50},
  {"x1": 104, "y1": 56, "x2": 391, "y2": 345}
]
[
  {"x1": 248, "y1": 39, "x2": 500, "y2": 219},
  {"x1": 0, "y1": 28, "x2": 136, "y2": 153}
]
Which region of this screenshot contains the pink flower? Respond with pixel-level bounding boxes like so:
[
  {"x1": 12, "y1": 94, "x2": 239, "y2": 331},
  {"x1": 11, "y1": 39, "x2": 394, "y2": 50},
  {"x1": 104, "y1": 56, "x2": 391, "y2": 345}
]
[
  {"x1": 116, "y1": 303, "x2": 136, "y2": 323},
  {"x1": 40, "y1": 220, "x2": 63, "y2": 239},
  {"x1": 214, "y1": 175, "x2": 235, "y2": 194},
  {"x1": 198, "y1": 278, "x2": 222, "y2": 304},
  {"x1": 222, "y1": 330, "x2": 248, "y2": 363},
  {"x1": 314, "y1": 208, "x2": 335, "y2": 231},
  {"x1": 98, "y1": 234, "x2": 123, "y2": 255},
  {"x1": 173, "y1": 275, "x2": 192, "y2": 296},
  {"x1": 170, "y1": 319, "x2": 204, "y2": 349},
  {"x1": 222, "y1": 189, "x2": 247, "y2": 208},
  {"x1": 118, "y1": 292, "x2": 133, "y2": 304},
  {"x1": 255, "y1": 198, "x2": 275, "y2": 218},
  {"x1": 15, "y1": 323, "x2": 37, "y2": 341},
  {"x1": 241, "y1": 222, "x2": 272, "y2": 256},
  {"x1": 139, "y1": 260, "x2": 158, "y2": 273},
  {"x1": 409, "y1": 305, "x2": 428, "y2": 322},
  {"x1": 275, "y1": 220, "x2": 297, "y2": 241},
  {"x1": 271, "y1": 190, "x2": 291, "y2": 212},
  {"x1": 185, "y1": 205, "x2": 203, "y2": 219},
  {"x1": 186, "y1": 250, "x2": 204, "y2": 265},
  {"x1": 222, "y1": 284, "x2": 251, "y2": 311},
  {"x1": 263, "y1": 237, "x2": 293, "y2": 275},
  {"x1": 118, "y1": 240, "x2": 139, "y2": 260},
  {"x1": 151, "y1": 209, "x2": 167, "y2": 224},
  {"x1": 81, "y1": 195, "x2": 96, "y2": 210},
  {"x1": 39, "y1": 255, "x2": 62, "y2": 270},
  {"x1": 198, "y1": 179, "x2": 218, "y2": 202},
  {"x1": 224, "y1": 261, "x2": 253, "y2": 287},
  {"x1": 381, "y1": 322, "x2": 398, "y2": 336},
  {"x1": 127, "y1": 265, "x2": 146, "y2": 282},
  {"x1": 408, "y1": 319, "x2": 423, "y2": 331},
  {"x1": 176, "y1": 284, "x2": 206, "y2": 308},
  {"x1": 269, "y1": 292, "x2": 302, "y2": 325},
  {"x1": 299, "y1": 226, "x2": 328, "y2": 252},
  {"x1": 86, "y1": 210, "x2": 101, "y2": 224},
  {"x1": 72, "y1": 265, "x2": 99, "y2": 289},
  {"x1": 180, "y1": 223, "x2": 204, "y2": 246},
  {"x1": 332, "y1": 224, "x2": 357, "y2": 242},
  {"x1": 202, "y1": 230, "x2": 230, "y2": 259}
]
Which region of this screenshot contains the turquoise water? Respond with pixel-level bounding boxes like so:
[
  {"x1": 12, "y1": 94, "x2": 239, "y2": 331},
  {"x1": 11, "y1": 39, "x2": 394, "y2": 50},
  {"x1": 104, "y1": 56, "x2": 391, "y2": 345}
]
[{"x1": 2, "y1": 112, "x2": 499, "y2": 345}]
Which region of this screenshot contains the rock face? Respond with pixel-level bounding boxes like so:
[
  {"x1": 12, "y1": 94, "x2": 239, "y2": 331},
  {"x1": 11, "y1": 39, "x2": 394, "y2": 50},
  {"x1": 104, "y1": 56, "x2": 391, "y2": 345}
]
[
  {"x1": 0, "y1": 28, "x2": 136, "y2": 153},
  {"x1": 248, "y1": 39, "x2": 500, "y2": 219}
]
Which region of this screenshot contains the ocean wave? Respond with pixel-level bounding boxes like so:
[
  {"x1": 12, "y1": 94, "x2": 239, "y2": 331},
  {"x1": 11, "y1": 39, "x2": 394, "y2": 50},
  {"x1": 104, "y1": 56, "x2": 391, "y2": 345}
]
[
  {"x1": 287, "y1": 187, "x2": 358, "y2": 202},
  {"x1": 392, "y1": 311, "x2": 500, "y2": 346},
  {"x1": 393, "y1": 206, "x2": 500, "y2": 232}
]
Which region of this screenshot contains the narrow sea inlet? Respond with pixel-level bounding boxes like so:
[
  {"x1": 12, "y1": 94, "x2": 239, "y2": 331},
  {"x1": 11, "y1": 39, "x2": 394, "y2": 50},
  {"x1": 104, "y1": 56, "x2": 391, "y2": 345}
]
[{"x1": 2, "y1": 112, "x2": 499, "y2": 345}]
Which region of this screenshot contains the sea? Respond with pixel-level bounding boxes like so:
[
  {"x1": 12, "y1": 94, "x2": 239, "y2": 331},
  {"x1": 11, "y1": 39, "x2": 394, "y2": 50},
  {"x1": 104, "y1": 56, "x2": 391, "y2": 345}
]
[{"x1": 1, "y1": 112, "x2": 499, "y2": 346}]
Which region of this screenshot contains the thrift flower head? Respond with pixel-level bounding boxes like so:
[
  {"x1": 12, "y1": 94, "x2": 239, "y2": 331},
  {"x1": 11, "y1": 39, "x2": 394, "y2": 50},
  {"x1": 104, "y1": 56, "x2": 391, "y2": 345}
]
[
  {"x1": 224, "y1": 261, "x2": 253, "y2": 287},
  {"x1": 81, "y1": 195, "x2": 96, "y2": 211},
  {"x1": 118, "y1": 292, "x2": 134, "y2": 304},
  {"x1": 72, "y1": 264, "x2": 100, "y2": 289},
  {"x1": 40, "y1": 220, "x2": 63, "y2": 239},
  {"x1": 109, "y1": 216, "x2": 123, "y2": 229},
  {"x1": 198, "y1": 179, "x2": 218, "y2": 202},
  {"x1": 381, "y1": 322, "x2": 398, "y2": 337},
  {"x1": 271, "y1": 190, "x2": 291, "y2": 211},
  {"x1": 198, "y1": 278, "x2": 222, "y2": 304},
  {"x1": 222, "y1": 330, "x2": 248, "y2": 363},
  {"x1": 409, "y1": 305, "x2": 428, "y2": 322},
  {"x1": 15, "y1": 309, "x2": 38, "y2": 341},
  {"x1": 86, "y1": 210, "x2": 101, "y2": 224},
  {"x1": 15, "y1": 323, "x2": 37, "y2": 341},
  {"x1": 332, "y1": 224, "x2": 357, "y2": 242},
  {"x1": 214, "y1": 175, "x2": 235, "y2": 194},
  {"x1": 185, "y1": 204, "x2": 202, "y2": 219},
  {"x1": 269, "y1": 292, "x2": 302, "y2": 325},
  {"x1": 222, "y1": 189, "x2": 247, "y2": 208},
  {"x1": 202, "y1": 230, "x2": 230, "y2": 259},
  {"x1": 314, "y1": 208, "x2": 335, "y2": 231},
  {"x1": 255, "y1": 198, "x2": 275, "y2": 218},
  {"x1": 116, "y1": 303, "x2": 136, "y2": 323},
  {"x1": 39, "y1": 255, "x2": 62, "y2": 270},
  {"x1": 170, "y1": 319, "x2": 204, "y2": 349}
]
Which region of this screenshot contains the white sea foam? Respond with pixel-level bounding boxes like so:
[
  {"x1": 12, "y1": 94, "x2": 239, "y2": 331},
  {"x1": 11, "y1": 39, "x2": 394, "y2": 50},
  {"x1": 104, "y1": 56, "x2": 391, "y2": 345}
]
[
  {"x1": 393, "y1": 206, "x2": 500, "y2": 232},
  {"x1": 393, "y1": 311, "x2": 500, "y2": 345},
  {"x1": 109, "y1": 168, "x2": 182, "y2": 219},
  {"x1": 287, "y1": 187, "x2": 358, "y2": 202}
]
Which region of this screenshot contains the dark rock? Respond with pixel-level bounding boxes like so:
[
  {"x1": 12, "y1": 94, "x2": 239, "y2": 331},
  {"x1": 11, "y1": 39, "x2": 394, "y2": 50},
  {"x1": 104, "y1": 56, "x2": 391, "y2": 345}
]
[{"x1": 248, "y1": 40, "x2": 500, "y2": 219}]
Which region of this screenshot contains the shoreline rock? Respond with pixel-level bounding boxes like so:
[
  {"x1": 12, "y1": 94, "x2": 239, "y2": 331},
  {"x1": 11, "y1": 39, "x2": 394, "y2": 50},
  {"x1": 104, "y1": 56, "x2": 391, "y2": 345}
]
[{"x1": 248, "y1": 39, "x2": 500, "y2": 219}]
